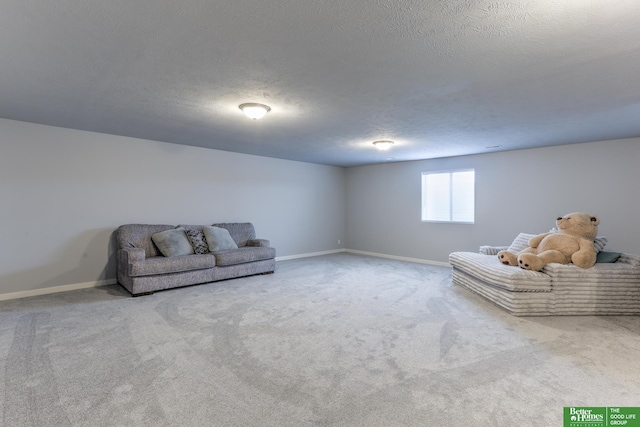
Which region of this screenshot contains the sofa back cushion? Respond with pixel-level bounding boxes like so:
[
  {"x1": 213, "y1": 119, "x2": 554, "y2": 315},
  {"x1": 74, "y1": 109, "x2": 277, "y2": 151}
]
[
  {"x1": 213, "y1": 223, "x2": 256, "y2": 247},
  {"x1": 117, "y1": 223, "x2": 259, "y2": 258},
  {"x1": 117, "y1": 224, "x2": 175, "y2": 258},
  {"x1": 179, "y1": 223, "x2": 257, "y2": 247}
]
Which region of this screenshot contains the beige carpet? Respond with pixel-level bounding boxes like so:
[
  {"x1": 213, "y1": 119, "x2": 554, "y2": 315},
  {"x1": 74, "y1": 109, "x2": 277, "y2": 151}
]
[{"x1": 1, "y1": 253, "x2": 639, "y2": 426}]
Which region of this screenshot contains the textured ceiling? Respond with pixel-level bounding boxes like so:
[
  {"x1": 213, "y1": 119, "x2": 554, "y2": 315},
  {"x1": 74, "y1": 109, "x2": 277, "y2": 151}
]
[{"x1": 1, "y1": 0, "x2": 639, "y2": 167}]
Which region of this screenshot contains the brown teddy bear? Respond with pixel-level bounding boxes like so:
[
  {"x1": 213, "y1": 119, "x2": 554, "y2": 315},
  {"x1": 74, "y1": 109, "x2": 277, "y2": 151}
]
[{"x1": 497, "y1": 212, "x2": 600, "y2": 271}]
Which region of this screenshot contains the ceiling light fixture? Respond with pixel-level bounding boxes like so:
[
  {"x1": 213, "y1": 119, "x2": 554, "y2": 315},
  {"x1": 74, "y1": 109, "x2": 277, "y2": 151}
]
[
  {"x1": 239, "y1": 103, "x2": 271, "y2": 120},
  {"x1": 372, "y1": 140, "x2": 394, "y2": 151}
]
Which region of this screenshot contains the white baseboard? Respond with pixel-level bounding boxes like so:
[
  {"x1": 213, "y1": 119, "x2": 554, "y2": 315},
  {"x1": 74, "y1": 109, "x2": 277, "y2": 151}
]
[
  {"x1": 345, "y1": 249, "x2": 451, "y2": 267},
  {"x1": 0, "y1": 250, "x2": 445, "y2": 302},
  {"x1": 276, "y1": 248, "x2": 450, "y2": 267},
  {"x1": 0, "y1": 279, "x2": 117, "y2": 302},
  {"x1": 276, "y1": 249, "x2": 346, "y2": 262}
]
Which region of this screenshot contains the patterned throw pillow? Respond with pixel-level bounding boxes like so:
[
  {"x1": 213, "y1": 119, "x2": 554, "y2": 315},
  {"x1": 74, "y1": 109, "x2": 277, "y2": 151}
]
[{"x1": 185, "y1": 229, "x2": 209, "y2": 254}]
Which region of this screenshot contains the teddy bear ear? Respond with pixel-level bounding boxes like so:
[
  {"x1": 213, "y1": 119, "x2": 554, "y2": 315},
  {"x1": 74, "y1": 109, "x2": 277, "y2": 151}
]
[{"x1": 590, "y1": 216, "x2": 600, "y2": 225}]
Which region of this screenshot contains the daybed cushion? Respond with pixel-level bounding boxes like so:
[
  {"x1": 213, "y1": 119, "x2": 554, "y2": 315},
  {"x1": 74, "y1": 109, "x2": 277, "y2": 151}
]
[
  {"x1": 203, "y1": 226, "x2": 239, "y2": 252},
  {"x1": 449, "y1": 252, "x2": 552, "y2": 292},
  {"x1": 450, "y1": 251, "x2": 640, "y2": 316},
  {"x1": 543, "y1": 261, "x2": 640, "y2": 314},
  {"x1": 129, "y1": 254, "x2": 216, "y2": 277},
  {"x1": 151, "y1": 228, "x2": 194, "y2": 257},
  {"x1": 506, "y1": 233, "x2": 535, "y2": 253},
  {"x1": 451, "y1": 271, "x2": 553, "y2": 315},
  {"x1": 593, "y1": 236, "x2": 608, "y2": 252},
  {"x1": 214, "y1": 247, "x2": 277, "y2": 267}
]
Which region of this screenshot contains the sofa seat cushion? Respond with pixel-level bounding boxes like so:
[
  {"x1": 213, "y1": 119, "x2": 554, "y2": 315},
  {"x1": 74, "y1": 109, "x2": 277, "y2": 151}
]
[
  {"x1": 449, "y1": 252, "x2": 552, "y2": 292},
  {"x1": 214, "y1": 247, "x2": 276, "y2": 267},
  {"x1": 130, "y1": 254, "x2": 215, "y2": 277}
]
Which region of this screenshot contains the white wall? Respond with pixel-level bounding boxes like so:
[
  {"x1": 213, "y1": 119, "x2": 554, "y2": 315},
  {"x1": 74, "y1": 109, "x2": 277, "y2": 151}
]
[
  {"x1": 346, "y1": 139, "x2": 640, "y2": 263},
  {"x1": 0, "y1": 119, "x2": 346, "y2": 295}
]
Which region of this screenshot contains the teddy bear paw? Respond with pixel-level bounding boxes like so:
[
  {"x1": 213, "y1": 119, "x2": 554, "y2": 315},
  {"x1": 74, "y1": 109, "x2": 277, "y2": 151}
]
[
  {"x1": 517, "y1": 253, "x2": 543, "y2": 271},
  {"x1": 497, "y1": 251, "x2": 517, "y2": 266}
]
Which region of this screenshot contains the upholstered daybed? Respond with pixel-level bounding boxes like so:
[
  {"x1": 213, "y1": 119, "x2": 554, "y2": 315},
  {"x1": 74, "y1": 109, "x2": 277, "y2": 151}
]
[{"x1": 449, "y1": 234, "x2": 640, "y2": 316}]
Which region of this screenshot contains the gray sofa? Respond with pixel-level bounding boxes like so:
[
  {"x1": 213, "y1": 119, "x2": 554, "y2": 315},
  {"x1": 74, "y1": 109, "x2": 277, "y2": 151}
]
[
  {"x1": 449, "y1": 238, "x2": 640, "y2": 316},
  {"x1": 116, "y1": 222, "x2": 275, "y2": 296}
]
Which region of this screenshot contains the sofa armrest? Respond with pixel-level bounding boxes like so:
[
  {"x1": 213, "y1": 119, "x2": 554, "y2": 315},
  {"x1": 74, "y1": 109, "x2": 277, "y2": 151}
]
[
  {"x1": 479, "y1": 245, "x2": 508, "y2": 255},
  {"x1": 120, "y1": 247, "x2": 146, "y2": 263},
  {"x1": 248, "y1": 239, "x2": 270, "y2": 248},
  {"x1": 117, "y1": 247, "x2": 146, "y2": 284}
]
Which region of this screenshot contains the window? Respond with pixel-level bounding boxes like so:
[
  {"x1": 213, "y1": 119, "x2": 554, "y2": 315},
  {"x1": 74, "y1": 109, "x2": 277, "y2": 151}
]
[{"x1": 421, "y1": 169, "x2": 475, "y2": 223}]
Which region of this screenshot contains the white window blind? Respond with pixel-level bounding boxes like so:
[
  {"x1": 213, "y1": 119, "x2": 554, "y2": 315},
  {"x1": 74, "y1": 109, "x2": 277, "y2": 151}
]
[{"x1": 421, "y1": 169, "x2": 475, "y2": 223}]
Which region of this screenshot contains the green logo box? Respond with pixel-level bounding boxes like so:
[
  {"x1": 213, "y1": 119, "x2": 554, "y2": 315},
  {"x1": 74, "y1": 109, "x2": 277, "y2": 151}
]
[{"x1": 564, "y1": 407, "x2": 640, "y2": 427}]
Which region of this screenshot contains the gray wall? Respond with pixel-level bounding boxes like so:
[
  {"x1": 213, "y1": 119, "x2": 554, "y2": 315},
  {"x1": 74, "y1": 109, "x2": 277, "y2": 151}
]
[
  {"x1": 345, "y1": 139, "x2": 640, "y2": 263},
  {"x1": 0, "y1": 119, "x2": 346, "y2": 295},
  {"x1": 2, "y1": 117, "x2": 638, "y2": 297}
]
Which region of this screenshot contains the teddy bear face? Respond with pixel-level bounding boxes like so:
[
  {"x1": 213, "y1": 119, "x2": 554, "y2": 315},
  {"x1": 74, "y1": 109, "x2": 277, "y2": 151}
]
[{"x1": 555, "y1": 212, "x2": 599, "y2": 240}]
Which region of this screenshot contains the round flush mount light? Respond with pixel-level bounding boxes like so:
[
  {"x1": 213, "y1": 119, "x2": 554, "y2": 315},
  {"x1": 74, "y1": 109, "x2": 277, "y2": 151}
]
[
  {"x1": 372, "y1": 140, "x2": 394, "y2": 151},
  {"x1": 239, "y1": 103, "x2": 271, "y2": 120}
]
